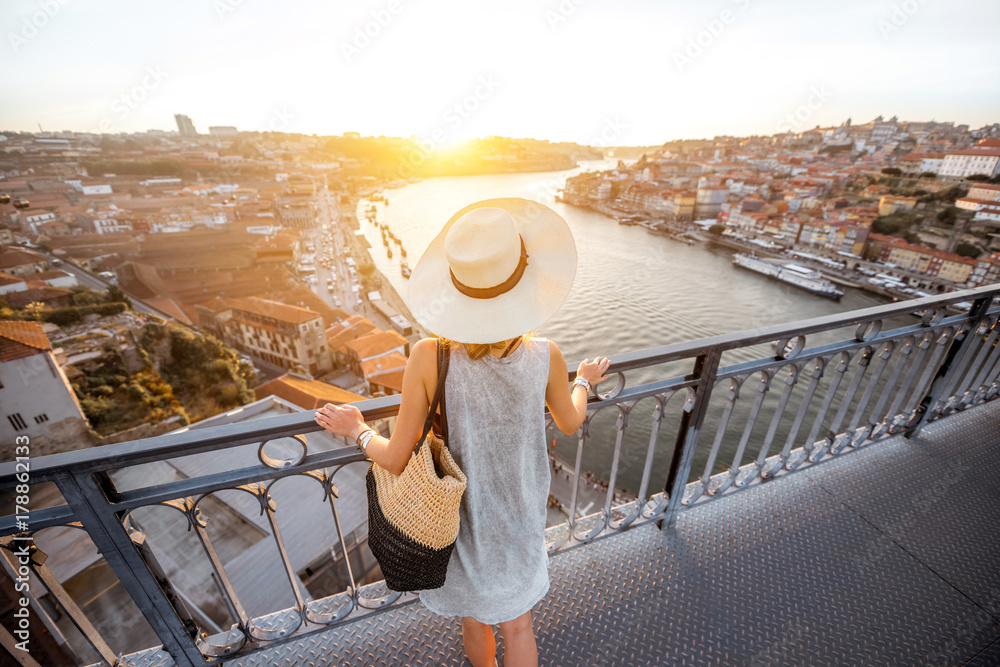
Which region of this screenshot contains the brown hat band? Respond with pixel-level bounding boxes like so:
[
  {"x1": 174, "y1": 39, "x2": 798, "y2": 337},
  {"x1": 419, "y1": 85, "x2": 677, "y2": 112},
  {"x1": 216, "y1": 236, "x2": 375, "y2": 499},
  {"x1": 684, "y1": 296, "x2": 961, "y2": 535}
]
[{"x1": 449, "y1": 235, "x2": 529, "y2": 300}]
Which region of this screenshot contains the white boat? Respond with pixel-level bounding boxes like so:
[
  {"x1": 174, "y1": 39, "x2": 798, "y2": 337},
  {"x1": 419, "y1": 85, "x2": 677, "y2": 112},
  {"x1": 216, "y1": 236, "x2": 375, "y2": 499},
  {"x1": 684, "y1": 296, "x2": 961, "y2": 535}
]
[{"x1": 732, "y1": 253, "x2": 844, "y2": 300}]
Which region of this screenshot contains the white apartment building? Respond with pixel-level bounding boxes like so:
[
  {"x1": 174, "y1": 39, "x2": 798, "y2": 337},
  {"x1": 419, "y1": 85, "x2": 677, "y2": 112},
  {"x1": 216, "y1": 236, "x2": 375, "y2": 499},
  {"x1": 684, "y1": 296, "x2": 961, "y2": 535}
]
[
  {"x1": 939, "y1": 139, "x2": 1000, "y2": 179},
  {"x1": 0, "y1": 321, "x2": 92, "y2": 458}
]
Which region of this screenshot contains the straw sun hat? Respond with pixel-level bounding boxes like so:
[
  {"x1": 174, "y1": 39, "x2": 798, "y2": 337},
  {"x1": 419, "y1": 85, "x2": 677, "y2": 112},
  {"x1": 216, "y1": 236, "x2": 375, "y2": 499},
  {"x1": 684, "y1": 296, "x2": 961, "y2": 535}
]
[{"x1": 408, "y1": 198, "x2": 577, "y2": 344}]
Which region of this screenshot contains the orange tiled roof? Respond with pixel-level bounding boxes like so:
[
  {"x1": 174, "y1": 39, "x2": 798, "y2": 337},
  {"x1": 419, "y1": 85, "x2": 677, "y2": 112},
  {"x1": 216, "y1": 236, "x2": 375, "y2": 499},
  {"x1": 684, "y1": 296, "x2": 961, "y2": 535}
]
[
  {"x1": 226, "y1": 296, "x2": 319, "y2": 325},
  {"x1": 370, "y1": 369, "x2": 404, "y2": 394},
  {"x1": 254, "y1": 373, "x2": 365, "y2": 410},
  {"x1": 361, "y1": 351, "x2": 408, "y2": 378},
  {"x1": 326, "y1": 316, "x2": 378, "y2": 350},
  {"x1": 146, "y1": 297, "x2": 194, "y2": 325},
  {"x1": 345, "y1": 330, "x2": 409, "y2": 360},
  {"x1": 0, "y1": 246, "x2": 46, "y2": 269},
  {"x1": 0, "y1": 271, "x2": 24, "y2": 286},
  {"x1": 0, "y1": 320, "x2": 51, "y2": 362}
]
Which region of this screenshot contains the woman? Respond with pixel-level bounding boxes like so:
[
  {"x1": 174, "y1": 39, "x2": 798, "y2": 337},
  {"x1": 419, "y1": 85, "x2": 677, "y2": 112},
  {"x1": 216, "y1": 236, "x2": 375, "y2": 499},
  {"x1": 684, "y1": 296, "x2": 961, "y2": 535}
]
[{"x1": 315, "y1": 198, "x2": 610, "y2": 667}]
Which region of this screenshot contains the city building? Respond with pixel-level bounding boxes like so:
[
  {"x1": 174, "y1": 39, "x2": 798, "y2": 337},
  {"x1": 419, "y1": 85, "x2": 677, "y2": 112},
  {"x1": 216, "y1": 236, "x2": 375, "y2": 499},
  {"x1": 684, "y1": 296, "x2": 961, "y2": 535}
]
[
  {"x1": 0, "y1": 245, "x2": 50, "y2": 276},
  {"x1": 199, "y1": 296, "x2": 332, "y2": 375},
  {"x1": 939, "y1": 138, "x2": 1000, "y2": 179},
  {"x1": 0, "y1": 321, "x2": 93, "y2": 457},
  {"x1": 340, "y1": 329, "x2": 410, "y2": 379},
  {"x1": 174, "y1": 114, "x2": 198, "y2": 137},
  {"x1": 878, "y1": 195, "x2": 918, "y2": 216},
  {"x1": 208, "y1": 126, "x2": 239, "y2": 137},
  {"x1": 969, "y1": 253, "x2": 1000, "y2": 287},
  {"x1": 865, "y1": 234, "x2": 976, "y2": 284},
  {"x1": 898, "y1": 152, "x2": 945, "y2": 175},
  {"x1": 253, "y1": 371, "x2": 365, "y2": 409}
]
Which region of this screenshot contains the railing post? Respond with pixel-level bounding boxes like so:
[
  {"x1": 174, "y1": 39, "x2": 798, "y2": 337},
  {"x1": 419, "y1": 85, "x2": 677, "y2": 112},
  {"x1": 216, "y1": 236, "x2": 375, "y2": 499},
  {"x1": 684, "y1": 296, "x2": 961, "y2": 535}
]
[
  {"x1": 660, "y1": 348, "x2": 722, "y2": 531},
  {"x1": 54, "y1": 470, "x2": 204, "y2": 667},
  {"x1": 907, "y1": 295, "x2": 993, "y2": 438}
]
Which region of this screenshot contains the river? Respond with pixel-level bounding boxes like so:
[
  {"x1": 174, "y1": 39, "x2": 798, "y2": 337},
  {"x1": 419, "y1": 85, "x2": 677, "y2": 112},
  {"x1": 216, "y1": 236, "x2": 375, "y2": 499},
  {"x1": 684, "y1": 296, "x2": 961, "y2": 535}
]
[{"x1": 354, "y1": 161, "x2": 909, "y2": 497}]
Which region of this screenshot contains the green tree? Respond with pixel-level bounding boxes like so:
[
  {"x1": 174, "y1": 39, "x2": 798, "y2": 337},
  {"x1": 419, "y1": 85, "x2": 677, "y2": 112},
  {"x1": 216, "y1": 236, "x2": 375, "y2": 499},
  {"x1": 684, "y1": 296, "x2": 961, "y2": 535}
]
[
  {"x1": 358, "y1": 261, "x2": 377, "y2": 278},
  {"x1": 955, "y1": 243, "x2": 982, "y2": 259},
  {"x1": 937, "y1": 207, "x2": 958, "y2": 226},
  {"x1": 708, "y1": 224, "x2": 725, "y2": 235},
  {"x1": 105, "y1": 284, "x2": 132, "y2": 309},
  {"x1": 70, "y1": 286, "x2": 101, "y2": 307},
  {"x1": 881, "y1": 167, "x2": 902, "y2": 176}
]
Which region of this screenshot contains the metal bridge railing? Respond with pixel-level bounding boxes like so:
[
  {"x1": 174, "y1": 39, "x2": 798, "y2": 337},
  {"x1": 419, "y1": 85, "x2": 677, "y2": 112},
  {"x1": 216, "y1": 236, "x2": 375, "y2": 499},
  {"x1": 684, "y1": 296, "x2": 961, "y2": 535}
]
[{"x1": 2, "y1": 284, "x2": 999, "y2": 666}]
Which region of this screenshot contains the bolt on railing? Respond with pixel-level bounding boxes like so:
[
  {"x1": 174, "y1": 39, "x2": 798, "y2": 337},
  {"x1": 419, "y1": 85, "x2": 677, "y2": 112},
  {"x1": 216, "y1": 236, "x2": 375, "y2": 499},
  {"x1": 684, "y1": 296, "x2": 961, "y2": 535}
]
[{"x1": 1, "y1": 284, "x2": 999, "y2": 666}]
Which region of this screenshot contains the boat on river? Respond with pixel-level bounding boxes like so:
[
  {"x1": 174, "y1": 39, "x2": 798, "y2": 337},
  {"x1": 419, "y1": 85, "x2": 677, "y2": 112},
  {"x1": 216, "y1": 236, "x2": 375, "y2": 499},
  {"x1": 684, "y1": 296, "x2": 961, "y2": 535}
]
[{"x1": 732, "y1": 253, "x2": 844, "y2": 300}]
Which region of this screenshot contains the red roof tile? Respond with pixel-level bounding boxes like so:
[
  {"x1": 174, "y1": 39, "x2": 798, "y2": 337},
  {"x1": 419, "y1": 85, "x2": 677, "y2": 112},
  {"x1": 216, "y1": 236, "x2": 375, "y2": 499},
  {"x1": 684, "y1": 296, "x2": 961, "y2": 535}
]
[
  {"x1": 0, "y1": 320, "x2": 51, "y2": 362},
  {"x1": 226, "y1": 296, "x2": 320, "y2": 325},
  {"x1": 254, "y1": 373, "x2": 366, "y2": 410}
]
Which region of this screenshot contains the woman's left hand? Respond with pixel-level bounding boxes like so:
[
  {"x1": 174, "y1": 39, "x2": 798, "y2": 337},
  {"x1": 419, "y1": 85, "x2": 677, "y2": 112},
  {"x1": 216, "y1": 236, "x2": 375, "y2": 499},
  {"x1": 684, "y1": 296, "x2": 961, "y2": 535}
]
[{"x1": 315, "y1": 403, "x2": 366, "y2": 440}]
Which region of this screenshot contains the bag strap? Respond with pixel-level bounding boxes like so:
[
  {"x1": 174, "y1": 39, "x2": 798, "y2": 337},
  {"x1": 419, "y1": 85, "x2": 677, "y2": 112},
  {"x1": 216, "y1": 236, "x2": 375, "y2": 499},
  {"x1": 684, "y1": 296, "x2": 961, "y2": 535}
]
[{"x1": 415, "y1": 340, "x2": 450, "y2": 455}]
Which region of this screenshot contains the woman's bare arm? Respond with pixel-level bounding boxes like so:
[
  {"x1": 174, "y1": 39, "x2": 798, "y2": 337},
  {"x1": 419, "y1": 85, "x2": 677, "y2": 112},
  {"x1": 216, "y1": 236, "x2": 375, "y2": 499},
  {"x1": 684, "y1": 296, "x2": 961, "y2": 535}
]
[
  {"x1": 315, "y1": 337, "x2": 437, "y2": 475},
  {"x1": 544, "y1": 340, "x2": 609, "y2": 435}
]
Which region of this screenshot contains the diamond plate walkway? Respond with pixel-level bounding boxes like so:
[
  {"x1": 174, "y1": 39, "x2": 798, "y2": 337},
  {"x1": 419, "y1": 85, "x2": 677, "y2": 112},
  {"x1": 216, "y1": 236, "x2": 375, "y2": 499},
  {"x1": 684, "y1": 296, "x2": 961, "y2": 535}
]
[{"x1": 229, "y1": 403, "x2": 1000, "y2": 666}]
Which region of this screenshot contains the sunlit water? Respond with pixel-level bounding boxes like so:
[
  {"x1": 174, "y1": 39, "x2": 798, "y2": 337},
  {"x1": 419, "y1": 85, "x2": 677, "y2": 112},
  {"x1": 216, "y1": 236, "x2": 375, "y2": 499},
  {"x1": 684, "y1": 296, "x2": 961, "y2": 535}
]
[{"x1": 355, "y1": 161, "x2": 912, "y2": 497}]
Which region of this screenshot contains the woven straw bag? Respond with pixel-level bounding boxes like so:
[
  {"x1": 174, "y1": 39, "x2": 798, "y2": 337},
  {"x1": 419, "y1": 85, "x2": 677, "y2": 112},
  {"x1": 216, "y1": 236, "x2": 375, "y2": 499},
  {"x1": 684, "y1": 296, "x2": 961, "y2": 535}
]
[{"x1": 365, "y1": 341, "x2": 467, "y2": 591}]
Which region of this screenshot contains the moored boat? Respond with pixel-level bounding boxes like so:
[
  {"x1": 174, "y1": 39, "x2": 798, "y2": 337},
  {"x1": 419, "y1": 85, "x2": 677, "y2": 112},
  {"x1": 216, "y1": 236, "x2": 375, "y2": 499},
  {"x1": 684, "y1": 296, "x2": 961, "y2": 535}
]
[{"x1": 732, "y1": 253, "x2": 844, "y2": 300}]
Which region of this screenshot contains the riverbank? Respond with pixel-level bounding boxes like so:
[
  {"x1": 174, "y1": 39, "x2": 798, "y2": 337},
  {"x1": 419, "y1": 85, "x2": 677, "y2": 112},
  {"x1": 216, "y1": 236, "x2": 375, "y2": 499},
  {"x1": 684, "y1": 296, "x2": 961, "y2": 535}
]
[
  {"x1": 343, "y1": 197, "x2": 427, "y2": 342},
  {"x1": 556, "y1": 193, "x2": 923, "y2": 305}
]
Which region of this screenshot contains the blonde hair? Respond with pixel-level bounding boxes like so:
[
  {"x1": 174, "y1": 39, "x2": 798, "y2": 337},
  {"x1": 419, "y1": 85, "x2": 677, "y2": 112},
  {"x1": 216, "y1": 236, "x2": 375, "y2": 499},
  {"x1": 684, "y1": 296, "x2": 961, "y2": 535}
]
[{"x1": 437, "y1": 332, "x2": 534, "y2": 361}]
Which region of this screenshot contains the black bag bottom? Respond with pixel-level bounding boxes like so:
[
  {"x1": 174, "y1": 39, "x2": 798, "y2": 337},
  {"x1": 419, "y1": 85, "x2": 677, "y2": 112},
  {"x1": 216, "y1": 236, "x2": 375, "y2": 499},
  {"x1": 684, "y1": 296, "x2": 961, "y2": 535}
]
[{"x1": 365, "y1": 465, "x2": 456, "y2": 592}]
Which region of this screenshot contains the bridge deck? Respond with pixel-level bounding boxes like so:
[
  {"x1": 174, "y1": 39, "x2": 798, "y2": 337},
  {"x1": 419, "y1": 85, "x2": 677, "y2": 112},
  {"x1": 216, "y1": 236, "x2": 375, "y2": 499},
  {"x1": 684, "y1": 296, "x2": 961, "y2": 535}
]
[{"x1": 227, "y1": 403, "x2": 1000, "y2": 666}]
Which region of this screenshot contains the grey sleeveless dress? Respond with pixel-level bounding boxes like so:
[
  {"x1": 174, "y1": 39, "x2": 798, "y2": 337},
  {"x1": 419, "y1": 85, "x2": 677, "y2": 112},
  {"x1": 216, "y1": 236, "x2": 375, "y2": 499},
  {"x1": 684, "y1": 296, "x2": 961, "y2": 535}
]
[{"x1": 419, "y1": 336, "x2": 552, "y2": 624}]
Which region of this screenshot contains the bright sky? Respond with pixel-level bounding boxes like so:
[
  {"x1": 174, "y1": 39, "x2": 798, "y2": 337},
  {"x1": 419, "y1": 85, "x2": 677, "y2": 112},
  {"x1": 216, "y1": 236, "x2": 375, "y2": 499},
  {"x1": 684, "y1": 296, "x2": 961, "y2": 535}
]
[{"x1": 2, "y1": 0, "x2": 998, "y2": 145}]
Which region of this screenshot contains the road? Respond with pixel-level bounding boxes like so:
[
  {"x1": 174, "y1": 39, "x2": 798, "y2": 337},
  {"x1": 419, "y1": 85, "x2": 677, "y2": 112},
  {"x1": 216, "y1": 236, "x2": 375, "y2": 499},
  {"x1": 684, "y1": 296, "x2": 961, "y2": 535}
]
[
  {"x1": 300, "y1": 185, "x2": 364, "y2": 315},
  {"x1": 44, "y1": 254, "x2": 180, "y2": 321}
]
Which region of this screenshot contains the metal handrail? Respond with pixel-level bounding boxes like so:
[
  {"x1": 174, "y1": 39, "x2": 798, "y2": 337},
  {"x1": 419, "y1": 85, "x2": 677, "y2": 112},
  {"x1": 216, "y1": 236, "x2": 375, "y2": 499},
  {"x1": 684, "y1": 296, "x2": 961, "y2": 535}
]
[
  {"x1": 3, "y1": 283, "x2": 997, "y2": 483},
  {"x1": 2, "y1": 283, "x2": 998, "y2": 667}
]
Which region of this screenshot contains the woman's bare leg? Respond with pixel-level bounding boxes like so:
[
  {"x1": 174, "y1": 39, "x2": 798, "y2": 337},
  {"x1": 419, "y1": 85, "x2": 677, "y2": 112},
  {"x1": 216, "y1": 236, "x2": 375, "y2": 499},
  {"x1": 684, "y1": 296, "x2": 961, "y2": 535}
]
[
  {"x1": 461, "y1": 616, "x2": 497, "y2": 667},
  {"x1": 498, "y1": 611, "x2": 538, "y2": 667}
]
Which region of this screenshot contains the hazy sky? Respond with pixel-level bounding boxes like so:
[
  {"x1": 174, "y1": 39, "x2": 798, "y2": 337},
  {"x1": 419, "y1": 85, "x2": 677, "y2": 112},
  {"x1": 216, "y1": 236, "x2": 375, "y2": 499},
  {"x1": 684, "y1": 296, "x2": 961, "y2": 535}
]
[{"x1": 2, "y1": 0, "x2": 998, "y2": 145}]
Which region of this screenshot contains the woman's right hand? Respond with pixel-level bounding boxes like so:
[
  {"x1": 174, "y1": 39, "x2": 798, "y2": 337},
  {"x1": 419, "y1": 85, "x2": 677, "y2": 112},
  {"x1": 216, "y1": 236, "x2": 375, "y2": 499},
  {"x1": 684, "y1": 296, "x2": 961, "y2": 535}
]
[{"x1": 576, "y1": 356, "x2": 611, "y2": 386}]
